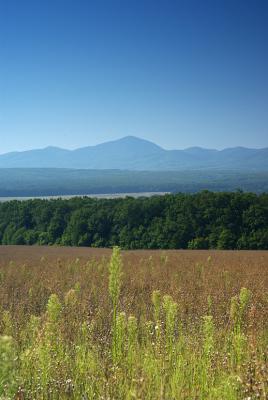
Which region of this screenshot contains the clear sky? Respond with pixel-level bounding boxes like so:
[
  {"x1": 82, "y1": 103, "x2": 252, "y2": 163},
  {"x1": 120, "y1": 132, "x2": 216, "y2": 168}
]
[{"x1": 0, "y1": 0, "x2": 267, "y2": 153}]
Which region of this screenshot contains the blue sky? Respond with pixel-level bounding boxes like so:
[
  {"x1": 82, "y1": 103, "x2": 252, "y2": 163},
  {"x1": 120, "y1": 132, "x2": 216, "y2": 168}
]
[{"x1": 0, "y1": 0, "x2": 267, "y2": 153}]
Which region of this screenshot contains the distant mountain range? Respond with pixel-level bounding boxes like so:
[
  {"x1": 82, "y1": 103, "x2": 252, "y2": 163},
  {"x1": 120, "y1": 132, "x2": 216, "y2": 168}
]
[{"x1": 1, "y1": 136, "x2": 268, "y2": 170}]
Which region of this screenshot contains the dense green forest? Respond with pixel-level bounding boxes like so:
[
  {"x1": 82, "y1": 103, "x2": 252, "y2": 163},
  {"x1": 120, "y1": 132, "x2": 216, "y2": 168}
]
[{"x1": 0, "y1": 192, "x2": 267, "y2": 249}]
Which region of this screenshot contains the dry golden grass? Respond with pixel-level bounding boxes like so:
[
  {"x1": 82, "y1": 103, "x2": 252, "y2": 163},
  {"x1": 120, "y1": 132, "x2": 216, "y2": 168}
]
[
  {"x1": 0, "y1": 246, "x2": 267, "y2": 399},
  {"x1": 0, "y1": 246, "x2": 267, "y2": 334}
]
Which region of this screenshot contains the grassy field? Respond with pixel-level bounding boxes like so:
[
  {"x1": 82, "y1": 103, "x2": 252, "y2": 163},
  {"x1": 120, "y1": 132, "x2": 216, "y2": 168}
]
[{"x1": 0, "y1": 246, "x2": 267, "y2": 399}]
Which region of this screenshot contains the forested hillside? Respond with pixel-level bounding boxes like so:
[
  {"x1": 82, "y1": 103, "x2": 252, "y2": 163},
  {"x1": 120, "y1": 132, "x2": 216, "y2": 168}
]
[
  {"x1": 1, "y1": 168, "x2": 268, "y2": 196},
  {"x1": 0, "y1": 191, "x2": 267, "y2": 249}
]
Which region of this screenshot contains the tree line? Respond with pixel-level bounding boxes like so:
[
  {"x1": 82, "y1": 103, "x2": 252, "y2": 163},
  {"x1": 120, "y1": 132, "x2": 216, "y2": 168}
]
[{"x1": 0, "y1": 191, "x2": 267, "y2": 249}]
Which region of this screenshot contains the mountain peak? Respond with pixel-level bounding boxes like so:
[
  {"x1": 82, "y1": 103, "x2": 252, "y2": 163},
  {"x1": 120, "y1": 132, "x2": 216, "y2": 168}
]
[
  {"x1": 101, "y1": 135, "x2": 163, "y2": 149},
  {"x1": 90, "y1": 136, "x2": 164, "y2": 155},
  {"x1": 118, "y1": 135, "x2": 156, "y2": 143},
  {"x1": 0, "y1": 137, "x2": 267, "y2": 170},
  {"x1": 43, "y1": 146, "x2": 69, "y2": 152}
]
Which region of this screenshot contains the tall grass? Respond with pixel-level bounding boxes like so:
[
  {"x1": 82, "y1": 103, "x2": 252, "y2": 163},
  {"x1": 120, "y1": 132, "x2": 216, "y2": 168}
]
[{"x1": 0, "y1": 247, "x2": 267, "y2": 399}]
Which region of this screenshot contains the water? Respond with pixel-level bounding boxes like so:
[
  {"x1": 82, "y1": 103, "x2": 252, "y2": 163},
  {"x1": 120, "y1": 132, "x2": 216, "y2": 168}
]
[{"x1": 0, "y1": 192, "x2": 169, "y2": 202}]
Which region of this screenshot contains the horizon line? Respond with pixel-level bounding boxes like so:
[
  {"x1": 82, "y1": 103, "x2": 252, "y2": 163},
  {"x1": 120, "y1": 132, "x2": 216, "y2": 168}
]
[{"x1": 1, "y1": 135, "x2": 268, "y2": 155}]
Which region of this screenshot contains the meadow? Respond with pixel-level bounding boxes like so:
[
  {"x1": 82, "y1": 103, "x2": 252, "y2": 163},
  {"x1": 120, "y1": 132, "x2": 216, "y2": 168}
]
[{"x1": 0, "y1": 246, "x2": 267, "y2": 399}]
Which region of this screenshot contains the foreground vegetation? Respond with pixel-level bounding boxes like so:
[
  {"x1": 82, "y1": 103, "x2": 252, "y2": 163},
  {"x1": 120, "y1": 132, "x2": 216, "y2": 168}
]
[
  {"x1": 0, "y1": 247, "x2": 267, "y2": 399},
  {"x1": 0, "y1": 191, "x2": 268, "y2": 249}
]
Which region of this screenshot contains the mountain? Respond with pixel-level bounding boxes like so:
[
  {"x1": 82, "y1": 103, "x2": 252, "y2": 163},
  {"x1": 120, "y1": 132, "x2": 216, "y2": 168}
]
[{"x1": 0, "y1": 136, "x2": 267, "y2": 170}]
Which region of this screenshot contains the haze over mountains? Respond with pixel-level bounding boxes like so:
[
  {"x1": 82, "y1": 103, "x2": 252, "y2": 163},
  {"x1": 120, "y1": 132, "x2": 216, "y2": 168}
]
[{"x1": 0, "y1": 136, "x2": 268, "y2": 170}]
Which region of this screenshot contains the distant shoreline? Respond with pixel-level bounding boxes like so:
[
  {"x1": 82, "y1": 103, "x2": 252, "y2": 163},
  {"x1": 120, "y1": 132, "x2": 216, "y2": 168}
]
[{"x1": 0, "y1": 192, "x2": 169, "y2": 202}]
